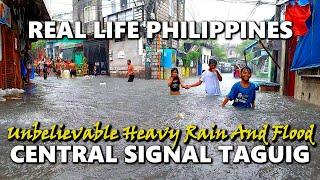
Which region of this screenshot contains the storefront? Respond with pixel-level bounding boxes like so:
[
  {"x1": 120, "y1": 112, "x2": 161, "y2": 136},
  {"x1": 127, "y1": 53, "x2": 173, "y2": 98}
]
[{"x1": 0, "y1": 0, "x2": 50, "y2": 89}]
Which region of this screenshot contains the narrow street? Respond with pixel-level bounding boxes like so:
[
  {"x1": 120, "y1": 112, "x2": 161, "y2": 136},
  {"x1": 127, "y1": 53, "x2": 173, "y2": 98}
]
[{"x1": 1, "y1": 74, "x2": 319, "y2": 179}]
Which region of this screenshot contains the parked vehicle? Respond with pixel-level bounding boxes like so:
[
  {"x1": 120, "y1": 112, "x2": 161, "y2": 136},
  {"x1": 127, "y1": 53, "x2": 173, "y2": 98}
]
[{"x1": 219, "y1": 62, "x2": 232, "y2": 73}]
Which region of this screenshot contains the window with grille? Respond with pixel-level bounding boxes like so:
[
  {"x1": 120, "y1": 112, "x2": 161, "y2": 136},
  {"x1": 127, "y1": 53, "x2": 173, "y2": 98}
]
[{"x1": 84, "y1": 6, "x2": 97, "y2": 23}]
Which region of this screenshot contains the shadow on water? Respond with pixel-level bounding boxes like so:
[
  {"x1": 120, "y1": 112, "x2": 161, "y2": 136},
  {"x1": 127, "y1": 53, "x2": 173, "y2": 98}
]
[{"x1": 0, "y1": 74, "x2": 320, "y2": 179}]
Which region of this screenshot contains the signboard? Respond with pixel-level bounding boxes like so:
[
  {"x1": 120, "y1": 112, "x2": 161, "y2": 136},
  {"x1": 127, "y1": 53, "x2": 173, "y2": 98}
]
[{"x1": 0, "y1": 1, "x2": 11, "y2": 28}]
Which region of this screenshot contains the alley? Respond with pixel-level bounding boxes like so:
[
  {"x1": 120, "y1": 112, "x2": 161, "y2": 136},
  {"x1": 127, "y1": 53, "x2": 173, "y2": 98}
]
[{"x1": 0, "y1": 74, "x2": 320, "y2": 179}]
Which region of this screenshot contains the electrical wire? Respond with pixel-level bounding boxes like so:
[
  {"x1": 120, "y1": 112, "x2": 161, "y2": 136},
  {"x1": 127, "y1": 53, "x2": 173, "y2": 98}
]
[{"x1": 246, "y1": 0, "x2": 260, "y2": 20}]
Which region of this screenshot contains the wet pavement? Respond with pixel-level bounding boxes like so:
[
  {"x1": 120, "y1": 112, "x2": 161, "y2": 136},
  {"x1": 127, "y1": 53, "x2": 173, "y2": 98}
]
[{"x1": 0, "y1": 73, "x2": 320, "y2": 179}]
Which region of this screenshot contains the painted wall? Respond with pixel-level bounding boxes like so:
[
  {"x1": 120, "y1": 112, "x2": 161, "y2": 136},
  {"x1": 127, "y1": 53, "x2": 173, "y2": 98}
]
[
  {"x1": 109, "y1": 38, "x2": 145, "y2": 77},
  {"x1": 201, "y1": 47, "x2": 212, "y2": 72}
]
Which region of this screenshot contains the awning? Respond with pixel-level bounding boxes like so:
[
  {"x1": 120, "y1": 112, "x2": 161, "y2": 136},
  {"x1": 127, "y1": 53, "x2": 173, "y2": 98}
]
[
  {"x1": 291, "y1": 1, "x2": 320, "y2": 71},
  {"x1": 15, "y1": 0, "x2": 51, "y2": 21},
  {"x1": 244, "y1": 41, "x2": 258, "y2": 52}
]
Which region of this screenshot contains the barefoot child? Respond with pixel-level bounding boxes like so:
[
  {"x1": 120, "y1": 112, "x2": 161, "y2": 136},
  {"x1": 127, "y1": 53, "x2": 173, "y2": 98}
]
[
  {"x1": 222, "y1": 66, "x2": 256, "y2": 109},
  {"x1": 168, "y1": 68, "x2": 187, "y2": 95}
]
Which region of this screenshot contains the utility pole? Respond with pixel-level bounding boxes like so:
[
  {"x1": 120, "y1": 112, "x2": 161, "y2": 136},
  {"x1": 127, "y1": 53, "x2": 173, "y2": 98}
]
[{"x1": 271, "y1": 0, "x2": 281, "y2": 83}]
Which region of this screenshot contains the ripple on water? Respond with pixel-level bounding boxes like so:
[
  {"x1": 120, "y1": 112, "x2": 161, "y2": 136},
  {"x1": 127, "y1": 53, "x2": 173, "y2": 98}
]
[{"x1": 0, "y1": 75, "x2": 320, "y2": 179}]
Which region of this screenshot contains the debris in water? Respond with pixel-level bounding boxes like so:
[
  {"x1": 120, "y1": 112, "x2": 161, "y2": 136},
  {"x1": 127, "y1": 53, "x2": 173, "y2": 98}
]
[
  {"x1": 0, "y1": 88, "x2": 24, "y2": 102},
  {"x1": 176, "y1": 113, "x2": 185, "y2": 119},
  {"x1": 100, "y1": 82, "x2": 107, "y2": 86}
]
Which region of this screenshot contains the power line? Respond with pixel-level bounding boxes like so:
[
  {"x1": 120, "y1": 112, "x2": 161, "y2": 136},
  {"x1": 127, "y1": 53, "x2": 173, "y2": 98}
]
[
  {"x1": 186, "y1": 7, "x2": 197, "y2": 21},
  {"x1": 190, "y1": 0, "x2": 201, "y2": 20},
  {"x1": 51, "y1": 1, "x2": 144, "y2": 19},
  {"x1": 246, "y1": 0, "x2": 260, "y2": 20},
  {"x1": 214, "y1": 0, "x2": 275, "y2": 5}
]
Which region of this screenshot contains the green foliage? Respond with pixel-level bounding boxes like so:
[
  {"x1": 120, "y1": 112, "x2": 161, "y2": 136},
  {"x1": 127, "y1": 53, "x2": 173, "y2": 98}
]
[
  {"x1": 178, "y1": 40, "x2": 185, "y2": 52},
  {"x1": 236, "y1": 40, "x2": 255, "y2": 57},
  {"x1": 31, "y1": 40, "x2": 46, "y2": 55},
  {"x1": 183, "y1": 51, "x2": 201, "y2": 67},
  {"x1": 245, "y1": 51, "x2": 254, "y2": 62},
  {"x1": 31, "y1": 40, "x2": 46, "y2": 51},
  {"x1": 186, "y1": 39, "x2": 227, "y2": 61},
  {"x1": 212, "y1": 42, "x2": 227, "y2": 61}
]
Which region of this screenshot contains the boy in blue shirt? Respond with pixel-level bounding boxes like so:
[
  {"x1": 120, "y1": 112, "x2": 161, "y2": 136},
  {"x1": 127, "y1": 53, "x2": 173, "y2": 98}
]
[{"x1": 222, "y1": 66, "x2": 256, "y2": 109}]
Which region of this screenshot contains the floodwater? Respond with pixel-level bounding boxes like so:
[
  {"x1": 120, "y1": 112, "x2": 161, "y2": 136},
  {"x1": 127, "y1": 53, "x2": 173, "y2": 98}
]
[{"x1": 0, "y1": 74, "x2": 320, "y2": 179}]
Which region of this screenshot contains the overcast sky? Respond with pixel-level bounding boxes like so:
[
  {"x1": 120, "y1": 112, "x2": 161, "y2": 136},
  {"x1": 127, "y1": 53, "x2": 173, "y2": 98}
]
[{"x1": 44, "y1": 0, "x2": 277, "y2": 44}]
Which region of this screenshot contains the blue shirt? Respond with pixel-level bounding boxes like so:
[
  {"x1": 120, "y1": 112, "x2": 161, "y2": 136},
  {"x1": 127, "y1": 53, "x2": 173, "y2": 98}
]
[{"x1": 227, "y1": 82, "x2": 256, "y2": 108}]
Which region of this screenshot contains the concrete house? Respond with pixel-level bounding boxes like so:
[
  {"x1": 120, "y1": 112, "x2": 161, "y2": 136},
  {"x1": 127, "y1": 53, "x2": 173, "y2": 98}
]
[
  {"x1": 104, "y1": 0, "x2": 185, "y2": 79},
  {"x1": 73, "y1": 0, "x2": 109, "y2": 75},
  {"x1": 0, "y1": 0, "x2": 50, "y2": 89}
]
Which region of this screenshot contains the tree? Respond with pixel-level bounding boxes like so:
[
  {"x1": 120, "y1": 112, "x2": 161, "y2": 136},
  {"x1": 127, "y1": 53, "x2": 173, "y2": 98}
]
[
  {"x1": 186, "y1": 40, "x2": 227, "y2": 61},
  {"x1": 211, "y1": 42, "x2": 227, "y2": 61},
  {"x1": 31, "y1": 40, "x2": 46, "y2": 58},
  {"x1": 236, "y1": 40, "x2": 255, "y2": 57},
  {"x1": 183, "y1": 51, "x2": 201, "y2": 67},
  {"x1": 31, "y1": 40, "x2": 46, "y2": 52},
  {"x1": 245, "y1": 51, "x2": 254, "y2": 62}
]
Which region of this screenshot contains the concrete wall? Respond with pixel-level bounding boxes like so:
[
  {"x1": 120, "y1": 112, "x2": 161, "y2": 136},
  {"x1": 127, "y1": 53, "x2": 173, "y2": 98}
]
[
  {"x1": 201, "y1": 47, "x2": 212, "y2": 72},
  {"x1": 73, "y1": 0, "x2": 102, "y2": 34},
  {"x1": 294, "y1": 70, "x2": 320, "y2": 106},
  {"x1": 109, "y1": 38, "x2": 145, "y2": 78}
]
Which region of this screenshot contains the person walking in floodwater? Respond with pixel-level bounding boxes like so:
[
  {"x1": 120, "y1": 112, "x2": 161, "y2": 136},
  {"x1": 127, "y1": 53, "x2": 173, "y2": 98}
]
[
  {"x1": 186, "y1": 58, "x2": 222, "y2": 96},
  {"x1": 23, "y1": 43, "x2": 34, "y2": 84},
  {"x1": 69, "y1": 60, "x2": 77, "y2": 78},
  {"x1": 127, "y1": 60, "x2": 135, "y2": 82},
  {"x1": 55, "y1": 59, "x2": 62, "y2": 79},
  {"x1": 43, "y1": 61, "x2": 48, "y2": 80},
  {"x1": 221, "y1": 66, "x2": 256, "y2": 109},
  {"x1": 168, "y1": 68, "x2": 188, "y2": 95}
]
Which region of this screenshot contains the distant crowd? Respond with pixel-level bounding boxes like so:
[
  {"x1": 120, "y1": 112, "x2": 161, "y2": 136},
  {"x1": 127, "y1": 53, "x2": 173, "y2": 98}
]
[{"x1": 33, "y1": 57, "x2": 81, "y2": 80}]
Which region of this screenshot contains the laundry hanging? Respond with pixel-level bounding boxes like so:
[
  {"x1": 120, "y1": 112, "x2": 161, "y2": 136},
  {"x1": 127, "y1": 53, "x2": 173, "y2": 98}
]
[
  {"x1": 285, "y1": 3, "x2": 311, "y2": 36},
  {"x1": 291, "y1": 0, "x2": 320, "y2": 70}
]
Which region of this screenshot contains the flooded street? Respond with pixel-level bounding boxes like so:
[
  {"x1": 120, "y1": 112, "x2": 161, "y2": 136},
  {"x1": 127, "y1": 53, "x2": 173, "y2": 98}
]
[{"x1": 0, "y1": 74, "x2": 320, "y2": 179}]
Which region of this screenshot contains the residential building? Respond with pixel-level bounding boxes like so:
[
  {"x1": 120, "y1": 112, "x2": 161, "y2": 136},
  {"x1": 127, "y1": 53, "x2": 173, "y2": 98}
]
[
  {"x1": 105, "y1": 0, "x2": 185, "y2": 79},
  {"x1": 279, "y1": 2, "x2": 320, "y2": 106},
  {"x1": 0, "y1": 0, "x2": 50, "y2": 89},
  {"x1": 73, "y1": 0, "x2": 109, "y2": 75},
  {"x1": 73, "y1": 0, "x2": 102, "y2": 34},
  {"x1": 199, "y1": 46, "x2": 212, "y2": 75}
]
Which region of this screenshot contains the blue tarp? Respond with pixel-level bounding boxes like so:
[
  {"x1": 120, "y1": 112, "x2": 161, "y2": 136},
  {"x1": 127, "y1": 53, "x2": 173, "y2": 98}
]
[{"x1": 291, "y1": 1, "x2": 320, "y2": 71}]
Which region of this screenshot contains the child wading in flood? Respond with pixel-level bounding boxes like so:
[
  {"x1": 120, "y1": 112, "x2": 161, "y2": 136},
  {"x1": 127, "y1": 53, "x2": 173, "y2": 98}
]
[
  {"x1": 168, "y1": 68, "x2": 188, "y2": 95},
  {"x1": 222, "y1": 66, "x2": 256, "y2": 109},
  {"x1": 186, "y1": 58, "x2": 222, "y2": 96}
]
